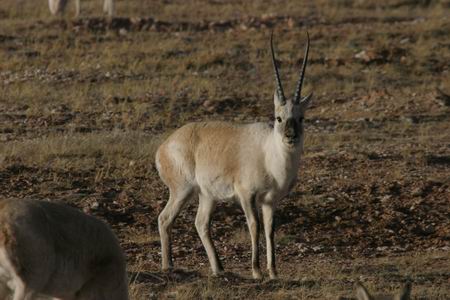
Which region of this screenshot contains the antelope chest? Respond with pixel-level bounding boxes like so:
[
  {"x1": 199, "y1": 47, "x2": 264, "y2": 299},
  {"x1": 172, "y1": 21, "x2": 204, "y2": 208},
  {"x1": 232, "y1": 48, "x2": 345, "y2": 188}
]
[
  {"x1": 272, "y1": 171, "x2": 298, "y2": 199},
  {"x1": 262, "y1": 154, "x2": 300, "y2": 202}
]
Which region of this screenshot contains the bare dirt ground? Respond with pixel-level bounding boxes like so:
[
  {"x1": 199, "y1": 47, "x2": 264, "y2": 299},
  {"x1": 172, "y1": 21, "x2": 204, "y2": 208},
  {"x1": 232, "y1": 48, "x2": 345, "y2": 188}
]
[{"x1": 0, "y1": 0, "x2": 449, "y2": 299}]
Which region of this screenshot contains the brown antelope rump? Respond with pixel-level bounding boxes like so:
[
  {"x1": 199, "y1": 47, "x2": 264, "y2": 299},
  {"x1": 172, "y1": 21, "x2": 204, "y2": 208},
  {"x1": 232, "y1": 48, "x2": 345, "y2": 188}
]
[
  {"x1": 48, "y1": 0, "x2": 114, "y2": 17},
  {"x1": 0, "y1": 198, "x2": 128, "y2": 300},
  {"x1": 352, "y1": 281, "x2": 412, "y2": 300},
  {"x1": 155, "y1": 32, "x2": 313, "y2": 279}
]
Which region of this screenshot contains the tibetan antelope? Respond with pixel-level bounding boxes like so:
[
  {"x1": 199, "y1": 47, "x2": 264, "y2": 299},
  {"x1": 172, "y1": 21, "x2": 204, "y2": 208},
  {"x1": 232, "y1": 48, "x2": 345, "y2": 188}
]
[
  {"x1": 0, "y1": 198, "x2": 129, "y2": 300},
  {"x1": 352, "y1": 281, "x2": 412, "y2": 300},
  {"x1": 155, "y1": 32, "x2": 313, "y2": 279},
  {"x1": 48, "y1": 0, "x2": 114, "y2": 17}
]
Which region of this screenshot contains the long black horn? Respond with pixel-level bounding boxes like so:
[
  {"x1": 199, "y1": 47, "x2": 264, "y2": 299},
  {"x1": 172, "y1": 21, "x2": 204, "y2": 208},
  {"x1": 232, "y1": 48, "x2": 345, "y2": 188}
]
[
  {"x1": 293, "y1": 31, "x2": 310, "y2": 104},
  {"x1": 270, "y1": 31, "x2": 286, "y2": 105}
]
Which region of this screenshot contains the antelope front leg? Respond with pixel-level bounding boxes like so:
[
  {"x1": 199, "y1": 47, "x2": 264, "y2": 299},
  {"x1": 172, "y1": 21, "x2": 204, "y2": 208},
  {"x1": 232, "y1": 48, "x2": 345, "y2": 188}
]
[
  {"x1": 104, "y1": 0, "x2": 114, "y2": 17},
  {"x1": 262, "y1": 203, "x2": 277, "y2": 279},
  {"x1": 240, "y1": 195, "x2": 261, "y2": 279},
  {"x1": 75, "y1": 0, "x2": 80, "y2": 17},
  {"x1": 49, "y1": 0, "x2": 68, "y2": 16}
]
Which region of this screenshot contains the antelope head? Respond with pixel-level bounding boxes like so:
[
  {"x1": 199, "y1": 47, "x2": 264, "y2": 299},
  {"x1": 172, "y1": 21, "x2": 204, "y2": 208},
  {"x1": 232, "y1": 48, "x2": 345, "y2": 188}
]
[{"x1": 271, "y1": 32, "x2": 313, "y2": 149}]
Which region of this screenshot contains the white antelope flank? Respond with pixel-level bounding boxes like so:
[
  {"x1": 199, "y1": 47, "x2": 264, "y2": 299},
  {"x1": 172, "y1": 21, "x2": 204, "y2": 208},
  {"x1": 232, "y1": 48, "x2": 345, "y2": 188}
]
[
  {"x1": 0, "y1": 198, "x2": 129, "y2": 300},
  {"x1": 155, "y1": 32, "x2": 313, "y2": 279},
  {"x1": 48, "y1": 0, "x2": 114, "y2": 17},
  {"x1": 353, "y1": 281, "x2": 412, "y2": 300}
]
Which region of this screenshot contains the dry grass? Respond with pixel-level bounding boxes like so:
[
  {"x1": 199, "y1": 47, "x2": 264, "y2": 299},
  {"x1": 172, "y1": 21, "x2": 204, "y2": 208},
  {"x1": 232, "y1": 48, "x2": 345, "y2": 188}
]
[
  {"x1": 0, "y1": 131, "x2": 164, "y2": 174},
  {"x1": 1, "y1": 0, "x2": 449, "y2": 299},
  {"x1": 136, "y1": 251, "x2": 449, "y2": 299}
]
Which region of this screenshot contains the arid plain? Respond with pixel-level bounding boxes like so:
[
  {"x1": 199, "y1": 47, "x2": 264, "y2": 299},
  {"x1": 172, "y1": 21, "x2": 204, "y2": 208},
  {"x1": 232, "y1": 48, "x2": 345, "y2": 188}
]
[{"x1": 0, "y1": 0, "x2": 449, "y2": 299}]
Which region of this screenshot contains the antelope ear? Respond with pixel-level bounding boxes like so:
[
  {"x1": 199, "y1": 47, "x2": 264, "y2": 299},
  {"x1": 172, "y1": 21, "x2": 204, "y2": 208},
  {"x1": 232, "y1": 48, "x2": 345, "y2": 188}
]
[
  {"x1": 396, "y1": 282, "x2": 412, "y2": 300},
  {"x1": 355, "y1": 282, "x2": 372, "y2": 300},
  {"x1": 299, "y1": 92, "x2": 313, "y2": 111}
]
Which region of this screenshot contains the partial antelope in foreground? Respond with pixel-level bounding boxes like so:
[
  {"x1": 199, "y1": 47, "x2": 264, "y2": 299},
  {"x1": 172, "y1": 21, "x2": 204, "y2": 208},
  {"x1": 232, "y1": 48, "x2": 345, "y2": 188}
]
[
  {"x1": 48, "y1": 0, "x2": 114, "y2": 17},
  {"x1": 155, "y1": 32, "x2": 313, "y2": 279},
  {"x1": 352, "y1": 281, "x2": 412, "y2": 300},
  {"x1": 0, "y1": 198, "x2": 128, "y2": 300}
]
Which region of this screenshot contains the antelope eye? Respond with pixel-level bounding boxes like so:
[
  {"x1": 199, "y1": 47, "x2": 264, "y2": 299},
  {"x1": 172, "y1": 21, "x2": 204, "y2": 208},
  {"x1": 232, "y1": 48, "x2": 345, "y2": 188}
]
[{"x1": 276, "y1": 117, "x2": 282, "y2": 123}]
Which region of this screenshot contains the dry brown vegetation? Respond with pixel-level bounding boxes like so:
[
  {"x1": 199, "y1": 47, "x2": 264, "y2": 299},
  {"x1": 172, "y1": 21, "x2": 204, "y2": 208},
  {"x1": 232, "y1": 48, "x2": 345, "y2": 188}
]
[{"x1": 1, "y1": 0, "x2": 449, "y2": 299}]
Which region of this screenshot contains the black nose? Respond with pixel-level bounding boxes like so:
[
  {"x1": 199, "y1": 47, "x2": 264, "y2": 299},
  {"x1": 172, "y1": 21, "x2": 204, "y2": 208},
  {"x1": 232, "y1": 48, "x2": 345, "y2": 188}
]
[{"x1": 285, "y1": 118, "x2": 297, "y2": 138}]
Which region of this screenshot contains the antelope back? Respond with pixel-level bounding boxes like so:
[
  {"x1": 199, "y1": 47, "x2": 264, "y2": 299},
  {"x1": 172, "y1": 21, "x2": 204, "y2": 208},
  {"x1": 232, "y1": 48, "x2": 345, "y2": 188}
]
[
  {"x1": 0, "y1": 198, "x2": 128, "y2": 300},
  {"x1": 355, "y1": 281, "x2": 412, "y2": 300}
]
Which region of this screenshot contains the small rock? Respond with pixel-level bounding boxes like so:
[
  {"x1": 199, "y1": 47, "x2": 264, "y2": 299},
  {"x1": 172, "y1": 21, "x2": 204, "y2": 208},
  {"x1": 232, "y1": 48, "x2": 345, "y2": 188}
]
[
  {"x1": 400, "y1": 38, "x2": 410, "y2": 44},
  {"x1": 312, "y1": 245, "x2": 323, "y2": 252},
  {"x1": 119, "y1": 28, "x2": 128, "y2": 36},
  {"x1": 130, "y1": 17, "x2": 142, "y2": 25},
  {"x1": 202, "y1": 100, "x2": 216, "y2": 112},
  {"x1": 381, "y1": 195, "x2": 391, "y2": 203},
  {"x1": 91, "y1": 201, "x2": 99, "y2": 210},
  {"x1": 354, "y1": 50, "x2": 378, "y2": 63},
  {"x1": 411, "y1": 187, "x2": 423, "y2": 197}
]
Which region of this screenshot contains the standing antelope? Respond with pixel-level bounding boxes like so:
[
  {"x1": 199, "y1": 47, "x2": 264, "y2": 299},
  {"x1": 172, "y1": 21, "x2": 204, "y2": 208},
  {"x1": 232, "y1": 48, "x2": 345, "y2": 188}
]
[
  {"x1": 155, "y1": 32, "x2": 313, "y2": 279},
  {"x1": 0, "y1": 198, "x2": 129, "y2": 300},
  {"x1": 48, "y1": 0, "x2": 114, "y2": 17},
  {"x1": 353, "y1": 281, "x2": 412, "y2": 300}
]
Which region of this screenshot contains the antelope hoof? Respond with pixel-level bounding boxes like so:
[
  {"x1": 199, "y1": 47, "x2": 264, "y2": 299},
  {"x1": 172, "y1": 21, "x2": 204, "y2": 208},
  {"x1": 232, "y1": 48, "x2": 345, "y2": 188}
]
[
  {"x1": 269, "y1": 270, "x2": 278, "y2": 280},
  {"x1": 212, "y1": 267, "x2": 225, "y2": 277},
  {"x1": 161, "y1": 264, "x2": 173, "y2": 273},
  {"x1": 252, "y1": 269, "x2": 263, "y2": 280}
]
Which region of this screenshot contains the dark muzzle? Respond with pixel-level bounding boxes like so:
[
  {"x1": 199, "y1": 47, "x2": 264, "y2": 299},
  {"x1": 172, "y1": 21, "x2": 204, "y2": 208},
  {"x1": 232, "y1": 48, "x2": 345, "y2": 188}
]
[{"x1": 284, "y1": 118, "x2": 298, "y2": 140}]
